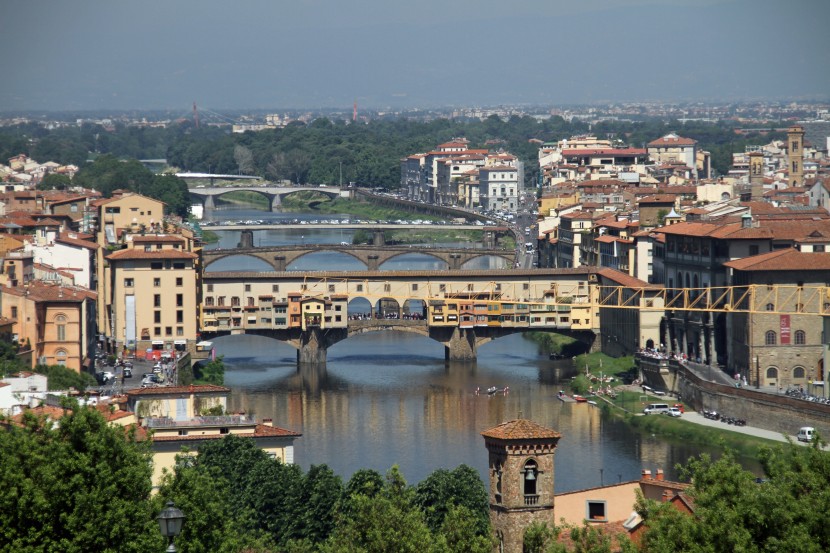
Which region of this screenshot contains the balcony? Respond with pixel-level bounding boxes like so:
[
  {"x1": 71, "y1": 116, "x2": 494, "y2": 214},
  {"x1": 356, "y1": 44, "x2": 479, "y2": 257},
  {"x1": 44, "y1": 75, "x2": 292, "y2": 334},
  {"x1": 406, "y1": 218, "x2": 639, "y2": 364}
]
[{"x1": 524, "y1": 494, "x2": 540, "y2": 506}]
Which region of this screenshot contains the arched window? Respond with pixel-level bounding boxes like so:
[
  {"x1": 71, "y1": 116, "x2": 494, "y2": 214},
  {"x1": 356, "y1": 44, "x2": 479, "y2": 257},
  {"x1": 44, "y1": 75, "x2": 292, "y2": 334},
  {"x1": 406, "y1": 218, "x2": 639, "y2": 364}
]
[
  {"x1": 765, "y1": 331, "x2": 776, "y2": 345},
  {"x1": 765, "y1": 303, "x2": 775, "y2": 311},
  {"x1": 55, "y1": 314, "x2": 66, "y2": 322},
  {"x1": 55, "y1": 313, "x2": 67, "y2": 342},
  {"x1": 56, "y1": 349, "x2": 67, "y2": 367},
  {"x1": 794, "y1": 330, "x2": 806, "y2": 345},
  {"x1": 523, "y1": 459, "x2": 538, "y2": 501},
  {"x1": 793, "y1": 367, "x2": 806, "y2": 379},
  {"x1": 766, "y1": 367, "x2": 778, "y2": 379}
]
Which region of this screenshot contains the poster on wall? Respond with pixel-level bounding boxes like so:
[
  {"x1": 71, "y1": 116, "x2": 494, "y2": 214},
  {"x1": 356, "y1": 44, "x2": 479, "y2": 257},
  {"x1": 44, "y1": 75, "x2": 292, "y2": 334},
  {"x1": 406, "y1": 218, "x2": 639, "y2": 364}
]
[{"x1": 780, "y1": 314, "x2": 791, "y2": 345}]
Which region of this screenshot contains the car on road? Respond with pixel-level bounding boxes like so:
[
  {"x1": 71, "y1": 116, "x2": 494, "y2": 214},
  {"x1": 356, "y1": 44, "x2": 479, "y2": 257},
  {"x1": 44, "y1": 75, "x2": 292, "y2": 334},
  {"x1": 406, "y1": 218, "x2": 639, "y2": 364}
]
[
  {"x1": 797, "y1": 426, "x2": 816, "y2": 442},
  {"x1": 643, "y1": 403, "x2": 670, "y2": 415},
  {"x1": 665, "y1": 407, "x2": 683, "y2": 417},
  {"x1": 123, "y1": 367, "x2": 132, "y2": 378},
  {"x1": 102, "y1": 371, "x2": 114, "y2": 382}
]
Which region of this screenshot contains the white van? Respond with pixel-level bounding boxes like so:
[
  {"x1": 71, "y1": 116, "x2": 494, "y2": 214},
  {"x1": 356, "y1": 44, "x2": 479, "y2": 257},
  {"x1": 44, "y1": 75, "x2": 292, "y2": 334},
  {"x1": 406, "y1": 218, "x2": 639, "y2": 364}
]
[
  {"x1": 643, "y1": 403, "x2": 670, "y2": 415},
  {"x1": 797, "y1": 427, "x2": 816, "y2": 442}
]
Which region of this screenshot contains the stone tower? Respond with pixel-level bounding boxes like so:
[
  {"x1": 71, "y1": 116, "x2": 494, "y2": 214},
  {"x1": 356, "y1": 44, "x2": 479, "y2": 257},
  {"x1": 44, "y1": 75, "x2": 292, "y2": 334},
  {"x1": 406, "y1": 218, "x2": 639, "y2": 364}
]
[
  {"x1": 748, "y1": 151, "x2": 764, "y2": 200},
  {"x1": 481, "y1": 419, "x2": 562, "y2": 553},
  {"x1": 787, "y1": 125, "x2": 805, "y2": 186}
]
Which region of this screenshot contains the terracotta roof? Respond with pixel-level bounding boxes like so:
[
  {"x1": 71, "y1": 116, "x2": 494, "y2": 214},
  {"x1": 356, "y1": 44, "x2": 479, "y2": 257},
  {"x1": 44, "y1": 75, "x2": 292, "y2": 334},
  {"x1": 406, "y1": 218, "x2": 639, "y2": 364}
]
[
  {"x1": 56, "y1": 232, "x2": 98, "y2": 250},
  {"x1": 723, "y1": 249, "x2": 830, "y2": 272},
  {"x1": 481, "y1": 419, "x2": 561, "y2": 441},
  {"x1": 648, "y1": 133, "x2": 697, "y2": 147},
  {"x1": 638, "y1": 195, "x2": 677, "y2": 204},
  {"x1": 596, "y1": 268, "x2": 662, "y2": 289},
  {"x1": 561, "y1": 148, "x2": 646, "y2": 157},
  {"x1": 106, "y1": 249, "x2": 197, "y2": 261},
  {"x1": 126, "y1": 384, "x2": 230, "y2": 397},
  {"x1": 149, "y1": 423, "x2": 301, "y2": 442},
  {"x1": 1, "y1": 282, "x2": 96, "y2": 302},
  {"x1": 131, "y1": 235, "x2": 186, "y2": 244}
]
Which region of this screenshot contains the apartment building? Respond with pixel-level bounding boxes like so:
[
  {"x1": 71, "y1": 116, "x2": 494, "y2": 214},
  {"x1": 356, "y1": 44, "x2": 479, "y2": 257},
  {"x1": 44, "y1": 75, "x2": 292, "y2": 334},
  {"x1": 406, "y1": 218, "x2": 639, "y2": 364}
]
[
  {"x1": 104, "y1": 234, "x2": 198, "y2": 356},
  {"x1": 0, "y1": 281, "x2": 97, "y2": 371}
]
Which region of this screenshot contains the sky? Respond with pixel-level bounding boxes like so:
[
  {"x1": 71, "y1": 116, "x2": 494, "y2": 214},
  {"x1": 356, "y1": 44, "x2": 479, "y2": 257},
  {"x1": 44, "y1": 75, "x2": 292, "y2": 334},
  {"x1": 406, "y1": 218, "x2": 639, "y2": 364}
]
[{"x1": 1, "y1": 0, "x2": 828, "y2": 112}]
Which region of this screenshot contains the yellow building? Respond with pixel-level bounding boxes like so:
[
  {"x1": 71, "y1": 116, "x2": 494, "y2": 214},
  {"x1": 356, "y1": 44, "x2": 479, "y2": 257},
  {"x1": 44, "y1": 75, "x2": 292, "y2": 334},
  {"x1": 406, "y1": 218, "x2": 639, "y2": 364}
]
[
  {"x1": 0, "y1": 281, "x2": 97, "y2": 371},
  {"x1": 105, "y1": 234, "x2": 199, "y2": 355},
  {"x1": 126, "y1": 384, "x2": 301, "y2": 489}
]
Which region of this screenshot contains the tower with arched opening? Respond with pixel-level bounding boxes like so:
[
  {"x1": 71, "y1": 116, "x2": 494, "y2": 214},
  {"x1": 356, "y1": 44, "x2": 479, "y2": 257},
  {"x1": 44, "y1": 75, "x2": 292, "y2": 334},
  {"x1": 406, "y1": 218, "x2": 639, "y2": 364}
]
[{"x1": 481, "y1": 419, "x2": 561, "y2": 553}]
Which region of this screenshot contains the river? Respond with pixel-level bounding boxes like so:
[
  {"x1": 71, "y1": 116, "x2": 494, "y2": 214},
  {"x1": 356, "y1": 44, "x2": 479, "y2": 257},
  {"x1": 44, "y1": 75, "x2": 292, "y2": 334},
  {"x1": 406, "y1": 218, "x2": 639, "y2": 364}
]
[{"x1": 201, "y1": 205, "x2": 755, "y2": 491}]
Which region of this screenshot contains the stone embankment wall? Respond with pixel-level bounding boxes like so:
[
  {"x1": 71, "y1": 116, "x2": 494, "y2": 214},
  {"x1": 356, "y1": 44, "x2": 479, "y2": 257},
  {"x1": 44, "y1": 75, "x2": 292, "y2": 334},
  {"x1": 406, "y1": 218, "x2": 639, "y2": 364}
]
[{"x1": 638, "y1": 356, "x2": 830, "y2": 438}]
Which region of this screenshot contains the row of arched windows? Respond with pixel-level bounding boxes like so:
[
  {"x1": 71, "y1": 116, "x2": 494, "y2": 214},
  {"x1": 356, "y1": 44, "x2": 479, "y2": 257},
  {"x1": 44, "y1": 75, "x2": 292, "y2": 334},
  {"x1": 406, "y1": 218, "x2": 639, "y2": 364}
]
[
  {"x1": 766, "y1": 366, "x2": 807, "y2": 379},
  {"x1": 764, "y1": 330, "x2": 807, "y2": 345}
]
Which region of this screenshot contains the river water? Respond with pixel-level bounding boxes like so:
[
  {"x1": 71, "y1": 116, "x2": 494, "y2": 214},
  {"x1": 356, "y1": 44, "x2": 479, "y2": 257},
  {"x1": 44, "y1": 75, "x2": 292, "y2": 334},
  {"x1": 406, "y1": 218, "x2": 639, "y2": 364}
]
[{"x1": 202, "y1": 206, "x2": 753, "y2": 491}]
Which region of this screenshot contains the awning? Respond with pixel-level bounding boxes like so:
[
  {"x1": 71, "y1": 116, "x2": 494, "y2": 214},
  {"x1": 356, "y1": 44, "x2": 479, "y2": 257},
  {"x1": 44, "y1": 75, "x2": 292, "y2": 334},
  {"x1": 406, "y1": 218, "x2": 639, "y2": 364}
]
[
  {"x1": 196, "y1": 341, "x2": 213, "y2": 347},
  {"x1": 174, "y1": 340, "x2": 187, "y2": 345},
  {"x1": 152, "y1": 340, "x2": 164, "y2": 345}
]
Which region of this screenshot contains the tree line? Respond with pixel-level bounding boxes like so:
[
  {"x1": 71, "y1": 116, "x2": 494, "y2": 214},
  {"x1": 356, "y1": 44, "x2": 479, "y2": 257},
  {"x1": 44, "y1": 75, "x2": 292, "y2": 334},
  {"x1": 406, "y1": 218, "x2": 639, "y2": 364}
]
[
  {"x1": 2, "y1": 398, "x2": 828, "y2": 552},
  {"x1": 0, "y1": 116, "x2": 786, "y2": 191}
]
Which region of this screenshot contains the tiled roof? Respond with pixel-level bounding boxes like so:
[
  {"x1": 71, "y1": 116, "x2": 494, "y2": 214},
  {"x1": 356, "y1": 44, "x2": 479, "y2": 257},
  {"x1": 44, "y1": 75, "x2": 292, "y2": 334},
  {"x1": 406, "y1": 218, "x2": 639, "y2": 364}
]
[
  {"x1": 56, "y1": 232, "x2": 98, "y2": 250},
  {"x1": 131, "y1": 235, "x2": 186, "y2": 244},
  {"x1": 597, "y1": 268, "x2": 662, "y2": 289},
  {"x1": 1, "y1": 282, "x2": 96, "y2": 302},
  {"x1": 149, "y1": 423, "x2": 301, "y2": 442},
  {"x1": 126, "y1": 384, "x2": 230, "y2": 397},
  {"x1": 562, "y1": 149, "x2": 647, "y2": 157},
  {"x1": 106, "y1": 249, "x2": 198, "y2": 261},
  {"x1": 723, "y1": 249, "x2": 830, "y2": 271},
  {"x1": 648, "y1": 133, "x2": 697, "y2": 147},
  {"x1": 481, "y1": 419, "x2": 561, "y2": 441}
]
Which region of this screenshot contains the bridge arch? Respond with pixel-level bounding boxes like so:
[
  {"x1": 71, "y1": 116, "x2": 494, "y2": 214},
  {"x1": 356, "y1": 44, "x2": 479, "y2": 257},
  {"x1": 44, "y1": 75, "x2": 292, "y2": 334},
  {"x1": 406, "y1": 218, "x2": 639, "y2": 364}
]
[{"x1": 204, "y1": 253, "x2": 275, "y2": 273}]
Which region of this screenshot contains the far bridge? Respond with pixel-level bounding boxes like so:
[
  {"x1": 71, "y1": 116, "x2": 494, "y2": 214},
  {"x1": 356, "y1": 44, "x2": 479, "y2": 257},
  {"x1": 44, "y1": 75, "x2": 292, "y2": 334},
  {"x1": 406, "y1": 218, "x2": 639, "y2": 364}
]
[
  {"x1": 202, "y1": 243, "x2": 516, "y2": 271},
  {"x1": 188, "y1": 184, "x2": 344, "y2": 211}
]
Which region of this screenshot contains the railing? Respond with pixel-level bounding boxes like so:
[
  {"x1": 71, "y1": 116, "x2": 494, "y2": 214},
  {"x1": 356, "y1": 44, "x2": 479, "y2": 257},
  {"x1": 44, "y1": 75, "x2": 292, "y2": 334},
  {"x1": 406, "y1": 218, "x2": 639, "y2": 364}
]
[
  {"x1": 144, "y1": 414, "x2": 255, "y2": 428},
  {"x1": 524, "y1": 494, "x2": 539, "y2": 506}
]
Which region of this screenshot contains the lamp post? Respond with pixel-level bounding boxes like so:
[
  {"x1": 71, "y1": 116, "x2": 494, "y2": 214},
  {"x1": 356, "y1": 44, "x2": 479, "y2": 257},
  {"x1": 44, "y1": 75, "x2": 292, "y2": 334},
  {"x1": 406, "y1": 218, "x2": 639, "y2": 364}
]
[{"x1": 157, "y1": 501, "x2": 185, "y2": 553}]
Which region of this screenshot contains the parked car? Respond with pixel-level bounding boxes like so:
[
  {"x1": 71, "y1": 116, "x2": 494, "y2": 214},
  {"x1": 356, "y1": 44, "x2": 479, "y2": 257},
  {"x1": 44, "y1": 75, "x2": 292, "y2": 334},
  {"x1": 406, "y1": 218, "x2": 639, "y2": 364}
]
[
  {"x1": 643, "y1": 403, "x2": 671, "y2": 415},
  {"x1": 665, "y1": 407, "x2": 683, "y2": 417},
  {"x1": 797, "y1": 426, "x2": 816, "y2": 442},
  {"x1": 102, "y1": 371, "x2": 114, "y2": 383},
  {"x1": 123, "y1": 367, "x2": 132, "y2": 378},
  {"x1": 673, "y1": 403, "x2": 685, "y2": 413}
]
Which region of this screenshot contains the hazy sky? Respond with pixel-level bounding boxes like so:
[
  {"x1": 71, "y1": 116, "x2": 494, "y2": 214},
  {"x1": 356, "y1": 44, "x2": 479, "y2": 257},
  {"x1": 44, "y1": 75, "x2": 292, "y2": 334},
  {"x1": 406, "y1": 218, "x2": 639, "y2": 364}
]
[{"x1": 1, "y1": 0, "x2": 828, "y2": 112}]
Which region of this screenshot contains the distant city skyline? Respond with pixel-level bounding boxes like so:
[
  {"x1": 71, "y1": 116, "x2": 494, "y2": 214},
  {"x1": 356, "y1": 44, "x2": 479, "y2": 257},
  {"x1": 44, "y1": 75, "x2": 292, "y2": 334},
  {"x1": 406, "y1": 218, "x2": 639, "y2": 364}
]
[{"x1": 1, "y1": 0, "x2": 828, "y2": 112}]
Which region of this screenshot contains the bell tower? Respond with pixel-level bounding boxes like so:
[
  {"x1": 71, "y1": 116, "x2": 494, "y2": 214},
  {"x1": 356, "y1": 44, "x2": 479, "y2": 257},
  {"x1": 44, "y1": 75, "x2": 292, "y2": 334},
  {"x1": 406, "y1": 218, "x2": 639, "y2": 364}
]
[
  {"x1": 787, "y1": 125, "x2": 805, "y2": 186},
  {"x1": 749, "y1": 151, "x2": 764, "y2": 200},
  {"x1": 481, "y1": 419, "x2": 561, "y2": 553}
]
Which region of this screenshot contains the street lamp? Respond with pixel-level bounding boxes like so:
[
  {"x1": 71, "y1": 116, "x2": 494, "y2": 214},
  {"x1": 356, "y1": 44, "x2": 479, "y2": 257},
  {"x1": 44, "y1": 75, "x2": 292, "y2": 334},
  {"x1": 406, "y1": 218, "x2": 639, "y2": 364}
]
[{"x1": 157, "y1": 501, "x2": 185, "y2": 552}]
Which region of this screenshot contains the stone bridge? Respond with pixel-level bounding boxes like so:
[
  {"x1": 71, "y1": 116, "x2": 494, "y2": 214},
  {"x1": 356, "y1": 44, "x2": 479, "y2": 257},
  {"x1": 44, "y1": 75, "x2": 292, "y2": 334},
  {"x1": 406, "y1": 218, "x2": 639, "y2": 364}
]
[
  {"x1": 189, "y1": 185, "x2": 344, "y2": 211},
  {"x1": 203, "y1": 319, "x2": 597, "y2": 366},
  {"x1": 202, "y1": 243, "x2": 516, "y2": 271}
]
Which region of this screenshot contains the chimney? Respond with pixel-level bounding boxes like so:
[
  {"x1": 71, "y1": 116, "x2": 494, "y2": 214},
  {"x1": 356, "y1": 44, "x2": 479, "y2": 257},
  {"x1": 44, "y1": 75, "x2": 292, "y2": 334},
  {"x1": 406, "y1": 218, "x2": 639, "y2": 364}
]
[
  {"x1": 656, "y1": 469, "x2": 664, "y2": 481},
  {"x1": 641, "y1": 469, "x2": 652, "y2": 481},
  {"x1": 262, "y1": 418, "x2": 273, "y2": 427},
  {"x1": 662, "y1": 489, "x2": 673, "y2": 502}
]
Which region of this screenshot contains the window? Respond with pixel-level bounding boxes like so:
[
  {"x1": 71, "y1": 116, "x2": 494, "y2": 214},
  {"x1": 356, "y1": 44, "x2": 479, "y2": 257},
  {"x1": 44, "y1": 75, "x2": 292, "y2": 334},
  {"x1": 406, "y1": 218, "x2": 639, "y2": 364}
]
[
  {"x1": 356, "y1": 284, "x2": 363, "y2": 292},
  {"x1": 11, "y1": 306, "x2": 17, "y2": 318},
  {"x1": 55, "y1": 349, "x2": 67, "y2": 366},
  {"x1": 176, "y1": 310, "x2": 183, "y2": 323},
  {"x1": 151, "y1": 262, "x2": 163, "y2": 270},
  {"x1": 792, "y1": 141, "x2": 799, "y2": 152},
  {"x1": 272, "y1": 285, "x2": 279, "y2": 292},
  {"x1": 439, "y1": 284, "x2": 446, "y2": 292},
  {"x1": 124, "y1": 278, "x2": 134, "y2": 287},
  {"x1": 793, "y1": 366, "x2": 806, "y2": 378},
  {"x1": 176, "y1": 327, "x2": 184, "y2": 336},
  {"x1": 205, "y1": 296, "x2": 214, "y2": 306},
  {"x1": 105, "y1": 207, "x2": 121, "y2": 214},
  {"x1": 412, "y1": 283, "x2": 418, "y2": 291},
  {"x1": 794, "y1": 330, "x2": 806, "y2": 345},
  {"x1": 176, "y1": 294, "x2": 183, "y2": 307},
  {"x1": 207, "y1": 284, "x2": 214, "y2": 293},
  {"x1": 587, "y1": 501, "x2": 607, "y2": 521},
  {"x1": 328, "y1": 284, "x2": 335, "y2": 293},
  {"x1": 218, "y1": 297, "x2": 225, "y2": 306},
  {"x1": 247, "y1": 297, "x2": 254, "y2": 307},
  {"x1": 154, "y1": 278, "x2": 161, "y2": 287},
  {"x1": 173, "y1": 262, "x2": 185, "y2": 270},
  {"x1": 154, "y1": 326, "x2": 161, "y2": 335},
  {"x1": 154, "y1": 311, "x2": 161, "y2": 324},
  {"x1": 765, "y1": 331, "x2": 776, "y2": 345},
  {"x1": 766, "y1": 367, "x2": 778, "y2": 379},
  {"x1": 766, "y1": 303, "x2": 774, "y2": 311},
  {"x1": 165, "y1": 327, "x2": 173, "y2": 336},
  {"x1": 523, "y1": 460, "x2": 538, "y2": 503},
  {"x1": 384, "y1": 284, "x2": 391, "y2": 292},
  {"x1": 231, "y1": 297, "x2": 240, "y2": 307},
  {"x1": 154, "y1": 294, "x2": 161, "y2": 307},
  {"x1": 176, "y1": 277, "x2": 183, "y2": 287},
  {"x1": 56, "y1": 323, "x2": 66, "y2": 342},
  {"x1": 245, "y1": 284, "x2": 251, "y2": 292}
]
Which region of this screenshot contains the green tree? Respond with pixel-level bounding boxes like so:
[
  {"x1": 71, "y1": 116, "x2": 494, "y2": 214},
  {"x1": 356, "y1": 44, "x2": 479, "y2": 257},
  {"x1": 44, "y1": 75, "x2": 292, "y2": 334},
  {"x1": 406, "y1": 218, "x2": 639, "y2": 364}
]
[
  {"x1": 435, "y1": 504, "x2": 494, "y2": 553},
  {"x1": 33, "y1": 363, "x2": 97, "y2": 391},
  {"x1": 38, "y1": 173, "x2": 72, "y2": 190},
  {"x1": 0, "y1": 401, "x2": 160, "y2": 552},
  {"x1": 414, "y1": 464, "x2": 490, "y2": 536},
  {"x1": 194, "y1": 355, "x2": 225, "y2": 385},
  {"x1": 637, "y1": 441, "x2": 830, "y2": 552}
]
